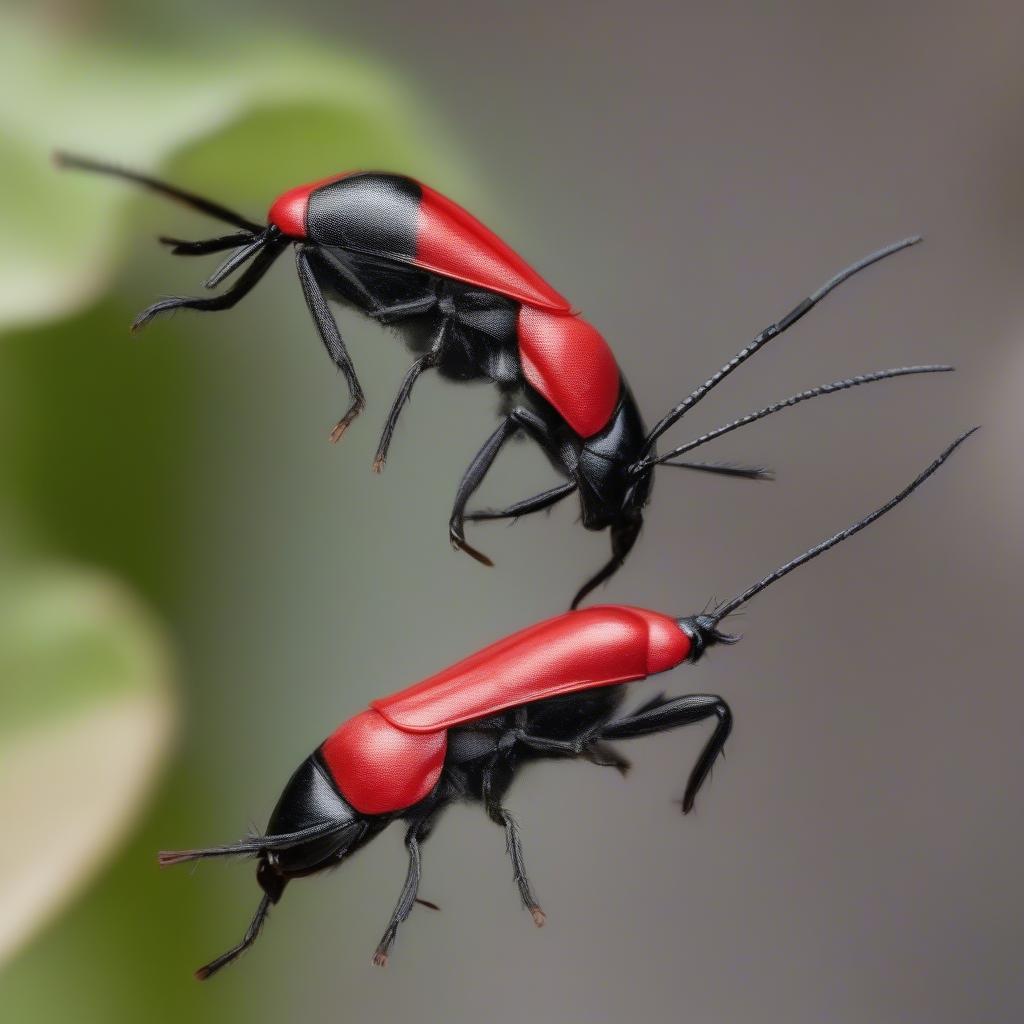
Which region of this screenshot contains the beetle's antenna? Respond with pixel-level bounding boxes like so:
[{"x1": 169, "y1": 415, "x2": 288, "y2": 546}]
[
  {"x1": 203, "y1": 229, "x2": 275, "y2": 289},
  {"x1": 631, "y1": 365, "x2": 954, "y2": 474},
  {"x1": 54, "y1": 151, "x2": 263, "y2": 232},
  {"x1": 656, "y1": 460, "x2": 774, "y2": 480},
  {"x1": 158, "y1": 820, "x2": 358, "y2": 865},
  {"x1": 641, "y1": 237, "x2": 922, "y2": 454},
  {"x1": 194, "y1": 893, "x2": 272, "y2": 981},
  {"x1": 705, "y1": 428, "x2": 976, "y2": 626}
]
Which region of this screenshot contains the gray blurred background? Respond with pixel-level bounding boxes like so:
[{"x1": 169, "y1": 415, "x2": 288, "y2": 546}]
[{"x1": 3, "y1": 2, "x2": 1023, "y2": 1022}]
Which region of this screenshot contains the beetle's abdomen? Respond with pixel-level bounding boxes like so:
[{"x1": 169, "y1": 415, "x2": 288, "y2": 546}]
[
  {"x1": 517, "y1": 306, "x2": 620, "y2": 437},
  {"x1": 270, "y1": 172, "x2": 572, "y2": 312},
  {"x1": 319, "y1": 709, "x2": 447, "y2": 816}
]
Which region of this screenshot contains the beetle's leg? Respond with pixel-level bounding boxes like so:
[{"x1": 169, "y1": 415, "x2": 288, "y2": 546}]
[
  {"x1": 481, "y1": 756, "x2": 545, "y2": 926},
  {"x1": 368, "y1": 295, "x2": 438, "y2": 324},
  {"x1": 372, "y1": 818, "x2": 433, "y2": 967},
  {"x1": 465, "y1": 480, "x2": 579, "y2": 522},
  {"x1": 193, "y1": 892, "x2": 273, "y2": 981},
  {"x1": 159, "y1": 232, "x2": 254, "y2": 255},
  {"x1": 372, "y1": 319, "x2": 452, "y2": 472},
  {"x1": 507, "y1": 723, "x2": 629, "y2": 773},
  {"x1": 449, "y1": 408, "x2": 565, "y2": 565},
  {"x1": 131, "y1": 238, "x2": 287, "y2": 331},
  {"x1": 600, "y1": 693, "x2": 732, "y2": 813},
  {"x1": 295, "y1": 246, "x2": 367, "y2": 443},
  {"x1": 571, "y1": 518, "x2": 642, "y2": 610}
]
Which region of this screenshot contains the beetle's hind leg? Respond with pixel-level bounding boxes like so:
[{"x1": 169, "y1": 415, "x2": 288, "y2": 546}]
[{"x1": 600, "y1": 693, "x2": 732, "y2": 813}]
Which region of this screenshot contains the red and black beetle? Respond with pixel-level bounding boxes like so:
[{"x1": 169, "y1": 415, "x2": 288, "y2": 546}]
[
  {"x1": 160, "y1": 429, "x2": 974, "y2": 978},
  {"x1": 58, "y1": 153, "x2": 950, "y2": 606}
]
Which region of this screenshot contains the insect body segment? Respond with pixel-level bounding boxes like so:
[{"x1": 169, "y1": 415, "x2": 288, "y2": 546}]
[{"x1": 160, "y1": 430, "x2": 974, "y2": 978}]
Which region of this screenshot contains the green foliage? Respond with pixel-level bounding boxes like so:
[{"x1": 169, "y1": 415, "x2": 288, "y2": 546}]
[{"x1": 0, "y1": 13, "x2": 466, "y2": 1011}]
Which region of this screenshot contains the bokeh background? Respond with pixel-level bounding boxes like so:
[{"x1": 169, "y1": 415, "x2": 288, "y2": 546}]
[{"x1": 2, "y1": 3, "x2": 1022, "y2": 1021}]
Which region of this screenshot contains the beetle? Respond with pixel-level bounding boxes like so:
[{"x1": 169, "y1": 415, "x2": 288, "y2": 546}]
[
  {"x1": 57, "y1": 153, "x2": 948, "y2": 606},
  {"x1": 159, "y1": 429, "x2": 974, "y2": 978}
]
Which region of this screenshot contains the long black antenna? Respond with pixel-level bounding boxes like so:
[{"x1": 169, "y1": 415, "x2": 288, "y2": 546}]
[
  {"x1": 634, "y1": 365, "x2": 953, "y2": 472},
  {"x1": 708, "y1": 428, "x2": 977, "y2": 624},
  {"x1": 194, "y1": 893, "x2": 272, "y2": 981},
  {"x1": 54, "y1": 151, "x2": 263, "y2": 232},
  {"x1": 641, "y1": 237, "x2": 922, "y2": 454}
]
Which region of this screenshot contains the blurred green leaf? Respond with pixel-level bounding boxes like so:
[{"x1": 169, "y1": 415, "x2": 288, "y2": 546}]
[
  {"x1": 0, "y1": 14, "x2": 468, "y2": 329},
  {"x1": 0, "y1": 565, "x2": 175, "y2": 965}
]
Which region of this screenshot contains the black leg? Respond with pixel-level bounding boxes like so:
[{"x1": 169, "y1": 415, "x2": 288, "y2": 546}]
[
  {"x1": 465, "y1": 480, "x2": 579, "y2": 522},
  {"x1": 571, "y1": 519, "x2": 642, "y2": 610},
  {"x1": 482, "y1": 757, "x2": 545, "y2": 926},
  {"x1": 295, "y1": 246, "x2": 367, "y2": 443},
  {"x1": 194, "y1": 892, "x2": 273, "y2": 981},
  {"x1": 372, "y1": 819, "x2": 433, "y2": 967},
  {"x1": 373, "y1": 319, "x2": 452, "y2": 472},
  {"x1": 449, "y1": 407, "x2": 565, "y2": 565},
  {"x1": 600, "y1": 693, "x2": 732, "y2": 813},
  {"x1": 506, "y1": 722, "x2": 628, "y2": 774},
  {"x1": 369, "y1": 295, "x2": 438, "y2": 324},
  {"x1": 131, "y1": 239, "x2": 287, "y2": 331},
  {"x1": 159, "y1": 232, "x2": 255, "y2": 255}
]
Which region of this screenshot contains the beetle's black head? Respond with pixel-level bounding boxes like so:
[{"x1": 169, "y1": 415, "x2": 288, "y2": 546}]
[
  {"x1": 568, "y1": 386, "x2": 654, "y2": 607},
  {"x1": 159, "y1": 753, "x2": 380, "y2": 980}
]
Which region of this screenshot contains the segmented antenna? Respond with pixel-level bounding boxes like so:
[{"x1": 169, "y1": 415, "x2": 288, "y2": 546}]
[
  {"x1": 641, "y1": 237, "x2": 922, "y2": 454},
  {"x1": 707, "y1": 428, "x2": 977, "y2": 625},
  {"x1": 633, "y1": 365, "x2": 953, "y2": 473},
  {"x1": 54, "y1": 151, "x2": 263, "y2": 232}
]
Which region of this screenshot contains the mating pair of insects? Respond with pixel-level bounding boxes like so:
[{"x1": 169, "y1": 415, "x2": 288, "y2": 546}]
[{"x1": 62, "y1": 154, "x2": 973, "y2": 977}]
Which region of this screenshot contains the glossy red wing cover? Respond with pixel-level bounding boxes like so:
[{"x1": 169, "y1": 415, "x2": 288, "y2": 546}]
[
  {"x1": 320, "y1": 709, "x2": 447, "y2": 816},
  {"x1": 415, "y1": 184, "x2": 571, "y2": 312},
  {"x1": 516, "y1": 305, "x2": 621, "y2": 437},
  {"x1": 372, "y1": 606, "x2": 690, "y2": 734}
]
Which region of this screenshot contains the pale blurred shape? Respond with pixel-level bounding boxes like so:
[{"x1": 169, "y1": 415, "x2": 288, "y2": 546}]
[{"x1": 0, "y1": 569, "x2": 176, "y2": 963}]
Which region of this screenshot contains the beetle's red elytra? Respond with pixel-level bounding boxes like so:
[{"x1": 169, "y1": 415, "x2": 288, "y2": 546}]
[{"x1": 323, "y1": 606, "x2": 690, "y2": 815}]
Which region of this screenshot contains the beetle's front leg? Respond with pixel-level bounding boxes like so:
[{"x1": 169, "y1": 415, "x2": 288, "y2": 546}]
[
  {"x1": 449, "y1": 407, "x2": 567, "y2": 565},
  {"x1": 509, "y1": 725, "x2": 629, "y2": 774},
  {"x1": 465, "y1": 480, "x2": 579, "y2": 522},
  {"x1": 296, "y1": 246, "x2": 367, "y2": 444}
]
